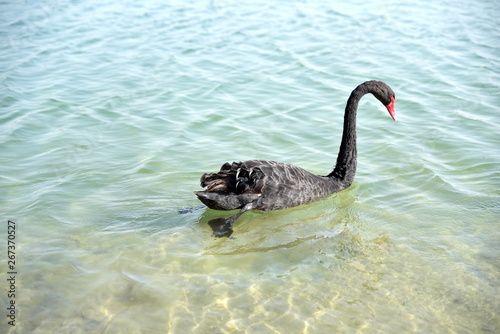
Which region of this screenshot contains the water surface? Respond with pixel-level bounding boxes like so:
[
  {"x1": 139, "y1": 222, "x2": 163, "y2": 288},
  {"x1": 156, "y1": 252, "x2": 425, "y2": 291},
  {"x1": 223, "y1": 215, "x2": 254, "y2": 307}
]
[{"x1": 1, "y1": 0, "x2": 499, "y2": 333}]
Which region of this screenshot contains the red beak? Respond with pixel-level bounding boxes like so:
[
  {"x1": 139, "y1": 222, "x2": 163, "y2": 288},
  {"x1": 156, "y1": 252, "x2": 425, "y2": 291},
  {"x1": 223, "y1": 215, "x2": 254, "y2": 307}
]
[{"x1": 386, "y1": 96, "x2": 396, "y2": 121}]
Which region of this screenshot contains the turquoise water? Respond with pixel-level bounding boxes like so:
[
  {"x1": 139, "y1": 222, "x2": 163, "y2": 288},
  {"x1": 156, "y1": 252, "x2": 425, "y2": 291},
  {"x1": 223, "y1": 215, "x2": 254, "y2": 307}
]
[{"x1": 1, "y1": 0, "x2": 499, "y2": 332}]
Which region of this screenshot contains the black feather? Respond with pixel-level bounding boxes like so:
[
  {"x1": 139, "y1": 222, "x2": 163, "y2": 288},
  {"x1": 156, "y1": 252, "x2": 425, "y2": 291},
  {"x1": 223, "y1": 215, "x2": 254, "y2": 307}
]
[{"x1": 194, "y1": 81, "x2": 397, "y2": 231}]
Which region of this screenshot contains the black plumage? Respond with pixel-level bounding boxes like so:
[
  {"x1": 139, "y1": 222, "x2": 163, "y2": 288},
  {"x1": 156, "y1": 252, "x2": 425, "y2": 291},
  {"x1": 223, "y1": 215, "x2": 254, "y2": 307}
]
[{"x1": 195, "y1": 81, "x2": 397, "y2": 234}]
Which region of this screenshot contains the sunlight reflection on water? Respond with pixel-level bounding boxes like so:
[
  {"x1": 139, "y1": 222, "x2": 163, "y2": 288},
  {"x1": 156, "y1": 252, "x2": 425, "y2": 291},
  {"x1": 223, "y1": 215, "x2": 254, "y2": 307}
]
[{"x1": 1, "y1": 0, "x2": 499, "y2": 333}]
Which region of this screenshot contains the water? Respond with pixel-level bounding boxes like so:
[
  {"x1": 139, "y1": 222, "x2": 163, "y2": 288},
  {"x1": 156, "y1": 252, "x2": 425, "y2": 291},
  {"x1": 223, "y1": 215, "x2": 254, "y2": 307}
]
[{"x1": 1, "y1": 0, "x2": 499, "y2": 332}]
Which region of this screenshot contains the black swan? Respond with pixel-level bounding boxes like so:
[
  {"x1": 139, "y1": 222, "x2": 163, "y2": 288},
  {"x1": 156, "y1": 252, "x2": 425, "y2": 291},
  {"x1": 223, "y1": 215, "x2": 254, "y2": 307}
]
[{"x1": 195, "y1": 80, "x2": 396, "y2": 236}]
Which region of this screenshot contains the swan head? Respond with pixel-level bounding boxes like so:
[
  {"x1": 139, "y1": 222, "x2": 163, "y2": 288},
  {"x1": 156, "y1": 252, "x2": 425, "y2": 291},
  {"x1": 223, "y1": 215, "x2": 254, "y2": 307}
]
[{"x1": 367, "y1": 80, "x2": 397, "y2": 121}]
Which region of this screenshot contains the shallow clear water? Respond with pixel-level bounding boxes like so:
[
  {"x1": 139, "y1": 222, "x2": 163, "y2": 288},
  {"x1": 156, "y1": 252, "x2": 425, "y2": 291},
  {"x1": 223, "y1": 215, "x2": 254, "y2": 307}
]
[{"x1": 1, "y1": 0, "x2": 499, "y2": 333}]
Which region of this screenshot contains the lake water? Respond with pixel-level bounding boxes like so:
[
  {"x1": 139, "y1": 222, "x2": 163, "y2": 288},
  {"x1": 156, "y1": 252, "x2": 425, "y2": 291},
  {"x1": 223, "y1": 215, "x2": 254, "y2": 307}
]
[{"x1": 1, "y1": 0, "x2": 499, "y2": 333}]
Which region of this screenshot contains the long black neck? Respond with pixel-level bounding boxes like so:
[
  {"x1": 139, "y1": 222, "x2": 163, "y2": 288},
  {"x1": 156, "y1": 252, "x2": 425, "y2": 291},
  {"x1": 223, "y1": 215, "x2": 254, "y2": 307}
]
[{"x1": 328, "y1": 83, "x2": 370, "y2": 186}]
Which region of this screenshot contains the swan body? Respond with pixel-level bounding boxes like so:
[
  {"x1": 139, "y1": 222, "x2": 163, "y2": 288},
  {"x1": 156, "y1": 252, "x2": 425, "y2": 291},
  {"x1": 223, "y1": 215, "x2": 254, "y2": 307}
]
[
  {"x1": 195, "y1": 159, "x2": 347, "y2": 211},
  {"x1": 195, "y1": 80, "x2": 396, "y2": 233}
]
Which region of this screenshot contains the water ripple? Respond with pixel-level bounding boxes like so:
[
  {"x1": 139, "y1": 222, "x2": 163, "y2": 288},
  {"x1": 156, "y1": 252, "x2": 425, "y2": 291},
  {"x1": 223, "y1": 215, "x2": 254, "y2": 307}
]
[{"x1": 1, "y1": 0, "x2": 499, "y2": 333}]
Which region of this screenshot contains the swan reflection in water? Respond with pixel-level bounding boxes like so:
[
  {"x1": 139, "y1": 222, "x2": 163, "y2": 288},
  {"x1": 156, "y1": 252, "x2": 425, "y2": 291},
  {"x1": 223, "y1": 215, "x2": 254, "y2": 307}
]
[{"x1": 179, "y1": 205, "x2": 236, "y2": 237}]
